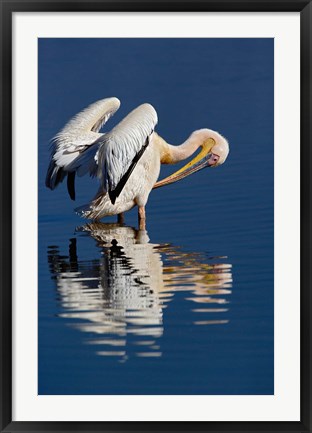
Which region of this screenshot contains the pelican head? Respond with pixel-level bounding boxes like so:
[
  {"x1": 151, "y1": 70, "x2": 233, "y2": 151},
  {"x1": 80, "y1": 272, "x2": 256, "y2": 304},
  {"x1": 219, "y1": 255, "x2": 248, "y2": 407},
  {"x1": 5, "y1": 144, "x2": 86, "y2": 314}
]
[
  {"x1": 154, "y1": 129, "x2": 229, "y2": 189},
  {"x1": 207, "y1": 135, "x2": 230, "y2": 167}
]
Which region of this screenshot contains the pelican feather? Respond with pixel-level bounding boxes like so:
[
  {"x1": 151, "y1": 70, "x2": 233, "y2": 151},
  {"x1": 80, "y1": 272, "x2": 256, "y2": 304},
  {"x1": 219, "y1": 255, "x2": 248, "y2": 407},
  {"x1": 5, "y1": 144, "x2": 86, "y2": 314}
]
[
  {"x1": 45, "y1": 97, "x2": 120, "y2": 197},
  {"x1": 96, "y1": 103, "x2": 157, "y2": 203}
]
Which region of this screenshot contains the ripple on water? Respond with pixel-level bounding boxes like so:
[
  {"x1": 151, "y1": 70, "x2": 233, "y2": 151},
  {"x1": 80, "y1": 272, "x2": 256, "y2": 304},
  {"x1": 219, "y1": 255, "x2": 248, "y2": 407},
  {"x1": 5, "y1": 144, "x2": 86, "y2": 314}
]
[{"x1": 47, "y1": 222, "x2": 233, "y2": 362}]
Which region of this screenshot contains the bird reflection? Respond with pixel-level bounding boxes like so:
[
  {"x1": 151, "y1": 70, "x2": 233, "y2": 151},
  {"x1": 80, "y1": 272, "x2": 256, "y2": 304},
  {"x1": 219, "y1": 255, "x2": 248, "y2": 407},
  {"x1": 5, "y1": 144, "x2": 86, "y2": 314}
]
[{"x1": 47, "y1": 223, "x2": 232, "y2": 361}]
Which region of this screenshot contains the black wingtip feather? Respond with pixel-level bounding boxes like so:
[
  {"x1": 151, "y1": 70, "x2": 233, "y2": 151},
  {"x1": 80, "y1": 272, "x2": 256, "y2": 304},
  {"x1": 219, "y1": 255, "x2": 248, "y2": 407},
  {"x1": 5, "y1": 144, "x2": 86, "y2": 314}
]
[
  {"x1": 67, "y1": 172, "x2": 76, "y2": 201},
  {"x1": 46, "y1": 160, "x2": 76, "y2": 201},
  {"x1": 45, "y1": 160, "x2": 56, "y2": 189},
  {"x1": 46, "y1": 158, "x2": 69, "y2": 191},
  {"x1": 108, "y1": 136, "x2": 150, "y2": 205},
  {"x1": 109, "y1": 190, "x2": 117, "y2": 205}
]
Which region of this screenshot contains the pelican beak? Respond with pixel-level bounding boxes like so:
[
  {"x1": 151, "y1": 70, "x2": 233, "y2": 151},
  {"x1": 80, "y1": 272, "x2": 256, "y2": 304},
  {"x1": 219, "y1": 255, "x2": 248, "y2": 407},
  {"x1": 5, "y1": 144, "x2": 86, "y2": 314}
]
[{"x1": 153, "y1": 138, "x2": 217, "y2": 190}]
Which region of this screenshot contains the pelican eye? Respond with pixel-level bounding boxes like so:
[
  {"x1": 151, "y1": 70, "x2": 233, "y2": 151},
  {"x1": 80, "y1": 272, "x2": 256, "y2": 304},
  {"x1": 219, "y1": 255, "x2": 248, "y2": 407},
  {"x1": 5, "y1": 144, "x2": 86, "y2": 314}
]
[{"x1": 210, "y1": 154, "x2": 220, "y2": 164}]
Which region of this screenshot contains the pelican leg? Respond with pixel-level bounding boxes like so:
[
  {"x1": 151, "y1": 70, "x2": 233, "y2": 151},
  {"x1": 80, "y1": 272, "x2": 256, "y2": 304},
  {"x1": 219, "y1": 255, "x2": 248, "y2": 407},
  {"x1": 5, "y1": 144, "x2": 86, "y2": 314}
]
[
  {"x1": 117, "y1": 213, "x2": 124, "y2": 224},
  {"x1": 138, "y1": 206, "x2": 146, "y2": 230}
]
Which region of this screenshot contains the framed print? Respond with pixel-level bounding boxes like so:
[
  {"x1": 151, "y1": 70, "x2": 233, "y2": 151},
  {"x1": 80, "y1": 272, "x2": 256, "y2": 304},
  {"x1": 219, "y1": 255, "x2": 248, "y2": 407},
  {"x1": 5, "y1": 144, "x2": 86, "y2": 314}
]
[{"x1": 1, "y1": 0, "x2": 311, "y2": 432}]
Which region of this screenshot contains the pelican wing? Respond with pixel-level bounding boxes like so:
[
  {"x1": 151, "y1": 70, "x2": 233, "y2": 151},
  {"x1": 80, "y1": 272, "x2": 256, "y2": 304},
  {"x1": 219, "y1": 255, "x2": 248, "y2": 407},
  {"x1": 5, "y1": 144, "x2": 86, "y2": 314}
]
[
  {"x1": 45, "y1": 97, "x2": 120, "y2": 200},
  {"x1": 96, "y1": 104, "x2": 158, "y2": 204}
]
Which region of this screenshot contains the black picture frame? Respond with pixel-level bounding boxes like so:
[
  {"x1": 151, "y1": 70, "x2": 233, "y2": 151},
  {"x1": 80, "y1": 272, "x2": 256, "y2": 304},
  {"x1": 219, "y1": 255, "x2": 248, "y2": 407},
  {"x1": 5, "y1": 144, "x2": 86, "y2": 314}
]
[{"x1": 1, "y1": 0, "x2": 311, "y2": 432}]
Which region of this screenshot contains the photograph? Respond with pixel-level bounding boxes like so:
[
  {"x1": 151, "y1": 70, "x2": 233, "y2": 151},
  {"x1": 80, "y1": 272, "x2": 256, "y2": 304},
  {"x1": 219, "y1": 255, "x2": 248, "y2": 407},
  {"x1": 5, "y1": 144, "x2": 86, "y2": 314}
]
[{"x1": 38, "y1": 37, "x2": 274, "y2": 395}]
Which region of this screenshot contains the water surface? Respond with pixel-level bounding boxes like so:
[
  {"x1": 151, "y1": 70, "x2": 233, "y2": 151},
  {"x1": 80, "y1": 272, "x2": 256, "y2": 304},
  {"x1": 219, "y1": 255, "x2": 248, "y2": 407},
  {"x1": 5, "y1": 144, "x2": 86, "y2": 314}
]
[{"x1": 39, "y1": 38, "x2": 273, "y2": 394}]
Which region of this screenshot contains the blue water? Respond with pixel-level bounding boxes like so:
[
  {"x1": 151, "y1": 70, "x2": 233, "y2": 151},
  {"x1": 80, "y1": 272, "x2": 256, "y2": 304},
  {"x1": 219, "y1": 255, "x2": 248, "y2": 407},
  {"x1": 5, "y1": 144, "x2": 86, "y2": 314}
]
[{"x1": 38, "y1": 38, "x2": 274, "y2": 395}]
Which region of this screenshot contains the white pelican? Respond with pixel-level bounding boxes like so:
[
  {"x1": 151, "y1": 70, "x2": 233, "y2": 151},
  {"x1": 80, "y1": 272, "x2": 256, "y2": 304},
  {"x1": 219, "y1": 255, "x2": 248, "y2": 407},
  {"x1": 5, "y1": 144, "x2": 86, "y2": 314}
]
[{"x1": 46, "y1": 97, "x2": 229, "y2": 228}]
